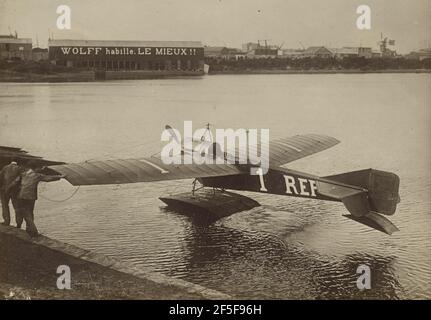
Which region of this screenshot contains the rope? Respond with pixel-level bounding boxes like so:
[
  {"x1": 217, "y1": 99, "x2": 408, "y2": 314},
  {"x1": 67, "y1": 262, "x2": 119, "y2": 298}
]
[{"x1": 39, "y1": 185, "x2": 80, "y2": 202}]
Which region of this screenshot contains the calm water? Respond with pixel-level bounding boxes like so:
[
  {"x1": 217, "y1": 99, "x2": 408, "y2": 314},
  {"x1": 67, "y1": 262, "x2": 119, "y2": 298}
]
[{"x1": 1, "y1": 74, "x2": 430, "y2": 299}]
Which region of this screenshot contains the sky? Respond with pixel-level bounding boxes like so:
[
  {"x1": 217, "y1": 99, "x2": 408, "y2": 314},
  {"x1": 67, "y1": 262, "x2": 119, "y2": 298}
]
[{"x1": 0, "y1": 0, "x2": 430, "y2": 53}]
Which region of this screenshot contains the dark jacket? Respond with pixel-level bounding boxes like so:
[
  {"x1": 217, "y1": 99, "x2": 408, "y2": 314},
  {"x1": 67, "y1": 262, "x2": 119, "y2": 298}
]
[{"x1": 0, "y1": 163, "x2": 21, "y2": 196}]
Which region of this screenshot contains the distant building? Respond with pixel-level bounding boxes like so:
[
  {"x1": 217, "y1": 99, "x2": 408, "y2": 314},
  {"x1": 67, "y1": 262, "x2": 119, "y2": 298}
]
[
  {"x1": 281, "y1": 49, "x2": 304, "y2": 59},
  {"x1": 228, "y1": 48, "x2": 247, "y2": 60},
  {"x1": 332, "y1": 47, "x2": 358, "y2": 58},
  {"x1": 0, "y1": 35, "x2": 32, "y2": 60},
  {"x1": 302, "y1": 46, "x2": 334, "y2": 58},
  {"x1": 381, "y1": 49, "x2": 397, "y2": 58},
  {"x1": 251, "y1": 47, "x2": 280, "y2": 57},
  {"x1": 242, "y1": 42, "x2": 281, "y2": 58},
  {"x1": 358, "y1": 47, "x2": 372, "y2": 58},
  {"x1": 242, "y1": 42, "x2": 259, "y2": 52},
  {"x1": 32, "y1": 47, "x2": 49, "y2": 61},
  {"x1": 332, "y1": 47, "x2": 373, "y2": 59},
  {"x1": 48, "y1": 39, "x2": 204, "y2": 73},
  {"x1": 405, "y1": 48, "x2": 431, "y2": 61},
  {"x1": 379, "y1": 36, "x2": 397, "y2": 58},
  {"x1": 204, "y1": 46, "x2": 246, "y2": 60},
  {"x1": 371, "y1": 50, "x2": 382, "y2": 58},
  {"x1": 204, "y1": 46, "x2": 229, "y2": 58}
]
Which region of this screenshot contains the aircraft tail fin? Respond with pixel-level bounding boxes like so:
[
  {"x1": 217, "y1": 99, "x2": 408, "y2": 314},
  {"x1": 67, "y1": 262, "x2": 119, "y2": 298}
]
[
  {"x1": 323, "y1": 169, "x2": 400, "y2": 235},
  {"x1": 324, "y1": 169, "x2": 400, "y2": 215}
]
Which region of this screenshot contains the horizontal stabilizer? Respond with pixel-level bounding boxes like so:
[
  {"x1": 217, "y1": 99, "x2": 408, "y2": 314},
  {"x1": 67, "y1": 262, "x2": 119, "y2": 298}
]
[{"x1": 344, "y1": 212, "x2": 399, "y2": 235}]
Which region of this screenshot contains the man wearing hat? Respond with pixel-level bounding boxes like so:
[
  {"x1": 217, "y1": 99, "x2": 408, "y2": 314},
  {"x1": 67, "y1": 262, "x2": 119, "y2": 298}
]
[
  {"x1": 15, "y1": 161, "x2": 65, "y2": 237},
  {"x1": 0, "y1": 160, "x2": 22, "y2": 227}
]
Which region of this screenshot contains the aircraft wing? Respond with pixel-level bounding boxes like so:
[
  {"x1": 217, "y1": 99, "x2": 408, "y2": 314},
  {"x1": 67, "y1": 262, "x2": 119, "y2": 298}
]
[
  {"x1": 164, "y1": 124, "x2": 339, "y2": 168},
  {"x1": 0, "y1": 146, "x2": 65, "y2": 167},
  {"x1": 49, "y1": 156, "x2": 244, "y2": 186},
  {"x1": 264, "y1": 134, "x2": 340, "y2": 167},
  {"x1": 49, "y1": 133, "x2": 340, "y2": 186},
  {"x1": 226, "y1": 134, "x2": 340, "y2": 167}
]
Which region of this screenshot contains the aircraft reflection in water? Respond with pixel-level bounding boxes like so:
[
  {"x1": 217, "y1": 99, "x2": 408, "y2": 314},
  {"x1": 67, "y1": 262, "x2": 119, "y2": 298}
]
[{"x1": 162, "y1": 210, "x2": 402, "y2": 299}]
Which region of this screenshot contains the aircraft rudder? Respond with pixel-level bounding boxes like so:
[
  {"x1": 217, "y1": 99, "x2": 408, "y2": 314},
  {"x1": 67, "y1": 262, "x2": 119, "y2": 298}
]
[{"x1": 324, "y1": 168, "x2": 400, "y2": 216}]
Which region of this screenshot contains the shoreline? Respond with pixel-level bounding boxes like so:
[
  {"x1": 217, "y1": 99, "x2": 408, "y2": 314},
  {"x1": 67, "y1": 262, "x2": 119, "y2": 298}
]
[
  {"x1": 0, "y1": 70, "x2": 204, "y2": 83},
  {"x1": 0, "y1": 68, "x2": 429, "y2": 83},
  {"x1": 0, "y1": 224, "x2": 230, "y2": 300},
  {"x1": 208, "y1": 68, "x2": 431, "y2": 75}
]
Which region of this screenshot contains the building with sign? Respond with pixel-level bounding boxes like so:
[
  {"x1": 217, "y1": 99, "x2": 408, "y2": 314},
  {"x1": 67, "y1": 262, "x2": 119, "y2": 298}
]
[{"x1": 48, "y1": 39, "x2": 205, "y2": 74}]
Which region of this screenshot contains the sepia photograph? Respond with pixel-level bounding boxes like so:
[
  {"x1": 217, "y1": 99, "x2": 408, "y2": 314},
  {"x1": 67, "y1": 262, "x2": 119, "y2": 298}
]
[{"x1": 0, "y1": 0, "x2": 430, "y2": 307}]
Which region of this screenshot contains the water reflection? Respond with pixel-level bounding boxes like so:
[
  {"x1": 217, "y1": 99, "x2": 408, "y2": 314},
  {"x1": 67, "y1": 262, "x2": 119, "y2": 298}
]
[{"x1": 165, "y1": 211, "x2": 402, "y2": 299}]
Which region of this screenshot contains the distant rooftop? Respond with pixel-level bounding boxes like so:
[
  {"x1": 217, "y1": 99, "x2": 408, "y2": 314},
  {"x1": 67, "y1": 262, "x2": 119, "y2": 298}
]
[
  {"x1": 333, "y1": 47, "x2": 359, "y2": 55},
  {"x1": 48, "y1": 39, "x2": 203, "y2": 48},
  {"x1": 303, "y1": 46, "x2": 333, "y2": 55},
  {"x1": 0, "y1": 37, "x2": 32, "y2": 44},
  {"x1": 32, "y1": 47, "x2": 48, "y2": 52},
  {"x1": 204, "y1": 46, "x2": 227, "y2": 53}
]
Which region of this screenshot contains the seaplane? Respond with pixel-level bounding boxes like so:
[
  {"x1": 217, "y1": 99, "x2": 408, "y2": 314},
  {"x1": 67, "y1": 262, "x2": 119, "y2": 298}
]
[{"x1": 0, "y1": 124, "x2": 401, "y2": 235}]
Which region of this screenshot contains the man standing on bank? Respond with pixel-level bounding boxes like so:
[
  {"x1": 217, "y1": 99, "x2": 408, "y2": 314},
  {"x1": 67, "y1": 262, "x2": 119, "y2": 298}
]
[
  {"x1": 16, "y1": 162, "x2": 65, "y2": 237},
  {"x1": 0, "y1": 160, "x2": 22, "y2": 227}
]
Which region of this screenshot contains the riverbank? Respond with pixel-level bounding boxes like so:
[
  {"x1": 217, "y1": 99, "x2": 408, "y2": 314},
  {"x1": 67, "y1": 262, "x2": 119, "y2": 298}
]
[
  {"x1": 0, "y1": 70, "x2": 95, "y2": 82},
  {"x1": 208, "y1": 68, "x2": 431, "y2": 75},
  {"x1": 1, "y1": 68, "x2": 430, "y2": 82},
  {"x1": 0, "y1": 70, "x2": 205, "y2": 82},
  {"x1": 0, "y1": 225, "x2": 230, "y2": 300}
]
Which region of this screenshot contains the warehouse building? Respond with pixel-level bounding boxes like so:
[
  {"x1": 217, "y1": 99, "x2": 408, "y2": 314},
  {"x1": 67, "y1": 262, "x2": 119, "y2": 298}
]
[
  {"x1": 242, "y1": 42, "x2": 281, "y2": 58},
  {"x1": 32, "y1": 47, "x2": 49, "y2": 61},
  {"x1": 204, "y1": 46, "x2": 246, "y2": 60},
  {"x1": 332, "y1": 47, "x2": 373, "y2": 59},
  {"x1": 405, "y1": 48, "x2": 431, "y2": 61},
  {"x1": 0, "y1": 35, "x2": 32, "y2": 60},
  {"x1": 48, "y1": 39, "x2": 204, "y2": 73}
]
